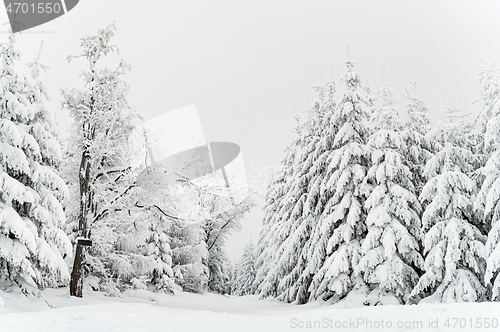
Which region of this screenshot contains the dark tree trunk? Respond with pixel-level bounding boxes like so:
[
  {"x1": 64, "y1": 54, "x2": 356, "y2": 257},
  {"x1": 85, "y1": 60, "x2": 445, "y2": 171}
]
[
  {"x1": 69, "y1": 121, "x2": 94, "y2": 297},
  {"x1": 69, "y1": 244, "x2": 84, "y2": 297}
]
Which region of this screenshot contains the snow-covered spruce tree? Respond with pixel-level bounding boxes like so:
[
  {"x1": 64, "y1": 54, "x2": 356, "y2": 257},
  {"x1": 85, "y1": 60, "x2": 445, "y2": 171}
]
[
  {"x1": 410, "y1": 115, "x2": 486, "y2": 303},
  {"x1": 62, "y1": 23, "x2": 140, "y2": 297},
  {"x1": 0, "y1": 34, "x2": 71, "y2": 291},
  {"x1": 427, "y1": 109, "x2": 483, "y2": 192},
  {"x1": 253, "y1": 85, "x2": 337, "y2": 297},
  {"x1": 355, "y1": 85, "x2": 423, "y2": 305},
  {"x1": 253, "y1": 117, "x2": 309, "y2": 300},
  {"x1": 168, "y1": 217, "x2": 206, "y2": 293},
  {"x1": 136, "y1": 182, "x2": 206, "y2": 294},
  {"x1": 290, "y1": 82, "x2": 342, "y2": 303},
  {"x1": 145, "y1": 210, "x2": 181, "y2": 295},
  {"x1": 472, "y1": 59, "x2": 500, "y2": 300},
  {"x1": 230, "y1": 259, "x2": 238, "y2": 293},
  {"x1": 401, "y1": 84, "x2": 436, "y2": 198},
  {"x1": 477, "y1": 136, "x2": 500, "y2": 300},
  {"x1": 206, "y1": 245, "x2": 232, "y2": 294},
  {"x1": 474, "y1": 59, "x2": 500, "y2": 223},
  {"x1": 473, "y1": 57, "x2": 500, "y2": 153},
  {"x1": 232, "y1": 240, "x2": 256, "y2": 296},
  {"x1": 460, "y1": 59, "x2": 500, "y2": 239},
  {"x1": 270, "y1": 83, "x2": 339, "y2": 304},
  {"x1": 255, "y1": 81, "x2": 338, "y2": 304},
  {"x1": 307, "y1": 59, "x2": 372, "y2": 303},
  {"x1": 253, "y1": 158, "x2": 289, "y2": 295}
]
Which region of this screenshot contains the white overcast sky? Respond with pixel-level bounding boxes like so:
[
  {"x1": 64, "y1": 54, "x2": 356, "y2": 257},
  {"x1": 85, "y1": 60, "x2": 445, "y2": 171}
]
[{"x1": 2, "y1": 0, "x2": 500, "y2": 259}]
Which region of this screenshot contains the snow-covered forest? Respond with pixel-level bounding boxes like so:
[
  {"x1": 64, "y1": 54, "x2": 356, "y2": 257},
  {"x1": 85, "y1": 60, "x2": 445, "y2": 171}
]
[
  {"x1": 0, "y1": 24, "x2": 255, "y2": 303},
  {"x1": 3, "y1": 23, "x2": 500, "y2": 306},
  {"x1": 2, "y1": 2, "x2": 500, "y2": 331},
  {"x1": 253, "y1": 54, "x2": 500, "y2": 306}
]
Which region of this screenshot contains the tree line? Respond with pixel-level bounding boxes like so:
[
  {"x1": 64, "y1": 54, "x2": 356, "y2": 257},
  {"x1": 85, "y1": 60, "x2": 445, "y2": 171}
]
[{"x1": 249, "y1": 53, "x2": 500, "y2": 305}]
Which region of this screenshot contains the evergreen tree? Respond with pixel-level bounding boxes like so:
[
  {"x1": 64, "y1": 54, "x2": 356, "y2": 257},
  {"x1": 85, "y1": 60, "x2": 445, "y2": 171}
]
[
  {"x1": 233, "y1": 240, "x2": 256, "y2": 296},
  {"x1": 356, "y1": 85, "x2": 423, "y2": 305},
  {"x1": 169, "y1": 218, "x2": 206, "y2": 293},
  {"x1": 230, "y1": 259, "x2": 239, "y2": 295},
  {"x1": 254, "y1": 115, "x2": 312, "y2": 301},
  {"x1": 474, "y1": 58, "x2": 500, "y2": 226},
  {"x1": 147, "y1": 209, "x2": 181, "y2": 295},
  {"x1": 411, "y1": 117, "x2": 486, "y2": 303},
  {"x1": 473, "y1": 59, "x2": 500, "y2": 300},
  {"x1": 308, "y1": 59, "x2": 371, "y2": 303},
  {"x1": 253, "y1": 160, "x2": 289, "y2": 296},
  {"x1": 0, "y1": 34, "x2": 71, "y2": 290},
  {"x1": 207, "y1": 245, "x2": 232, "y2": 294},
  {"x1": 255, "y1": 81, "x2": 337, "y2": 303},
  {"x1": 401, "y1": 84, "x2": 436, "y2": 198},
  {"x1": 473, "y1": 58, "x2": 500, "y2": 152},
  {"x1": 477, "y1": 130, "x2": 500, "y2": 301},
  {"x1": 480, "y1": 146, "x2": 500, "y2": 299},
  {"x1": 292, "y1": 82, "x2": 341, "y2": 303}
]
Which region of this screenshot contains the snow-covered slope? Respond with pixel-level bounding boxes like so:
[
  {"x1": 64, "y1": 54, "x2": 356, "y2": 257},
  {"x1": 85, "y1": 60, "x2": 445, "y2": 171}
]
[{"x1": 2, "y1": 287, "x2": 500, "y2": 332}]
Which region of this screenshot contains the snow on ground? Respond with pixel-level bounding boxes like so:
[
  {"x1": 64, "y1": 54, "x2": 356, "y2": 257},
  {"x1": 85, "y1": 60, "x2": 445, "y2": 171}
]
[{"x1": 2, "y1": 288, "x2": 500, "y2": 332}]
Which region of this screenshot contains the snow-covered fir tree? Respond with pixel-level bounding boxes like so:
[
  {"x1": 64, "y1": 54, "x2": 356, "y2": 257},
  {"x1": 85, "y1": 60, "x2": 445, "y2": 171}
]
[
  {"x1": 474, "y1": 58, "x2": 500, "y2": 217},
  {"x1": 477, "y1": 142, "x2": 500, "y2": 300},
  {"x1": 253, "y1": 117, "x2": 311, "y2": 301},
  {"x1": 356, "y1": 85, "x2": 423, "y2": 305},
  {"x1": 207, "y1": 245, "x2": 232, "y2": 294},
  {"x1": 0, "y1": 34, "x2": 71, "y2": 290},
  {"x1": 291, "y1": 81, "x2": 342, "y2": 303},
  {"x1": 473, "y1": 57, "x2": 500, "y2": 153},
  {"x1": 401, "y1": 84, "x2": 436, "y2": 198},
  {"x1": 481, "y1": 147, "x2": 500, "y2": 300},
  {"x1": 232, "y1": 240, "x2": 257, "y2": 296},
  {"x1": 253, "y1": 156, "x2": 289, "y2": 296},
  {"x1": 255, "y1": 80, "x2": 338, "y2": 304},
  {"x1": 146, "y1": 209, "x2": 183, "y2": 295},
  {"x1": 411, "y1": 114, "x2": 486, "y2": 303},
  {"x1": 472, "y1": 58, "x2": 500, "y2": 300},
  {"x1": 168, "y1": 217, "x2": 206, "y2": 293},
  {"x1": 307, "y1": 59, "x2": 371, "y2": 303}
]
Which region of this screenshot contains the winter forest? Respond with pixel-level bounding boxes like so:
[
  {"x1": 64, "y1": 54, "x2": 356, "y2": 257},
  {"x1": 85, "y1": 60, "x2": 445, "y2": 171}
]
[
  {"x1": 254, "y1": 55, "x2": 500, "y2": 306},
  {"x1": 3, "y1": 6, "x2": 500, "y2": 331},
  {"x1": 0, "y1": 24, "x2": 257, "y2": 301}
]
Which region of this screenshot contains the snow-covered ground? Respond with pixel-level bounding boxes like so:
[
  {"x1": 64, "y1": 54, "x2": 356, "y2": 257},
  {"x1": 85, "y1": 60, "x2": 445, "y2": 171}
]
[{"x1": 2, "y1": 288, "x2": 500, "y2": 332}]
